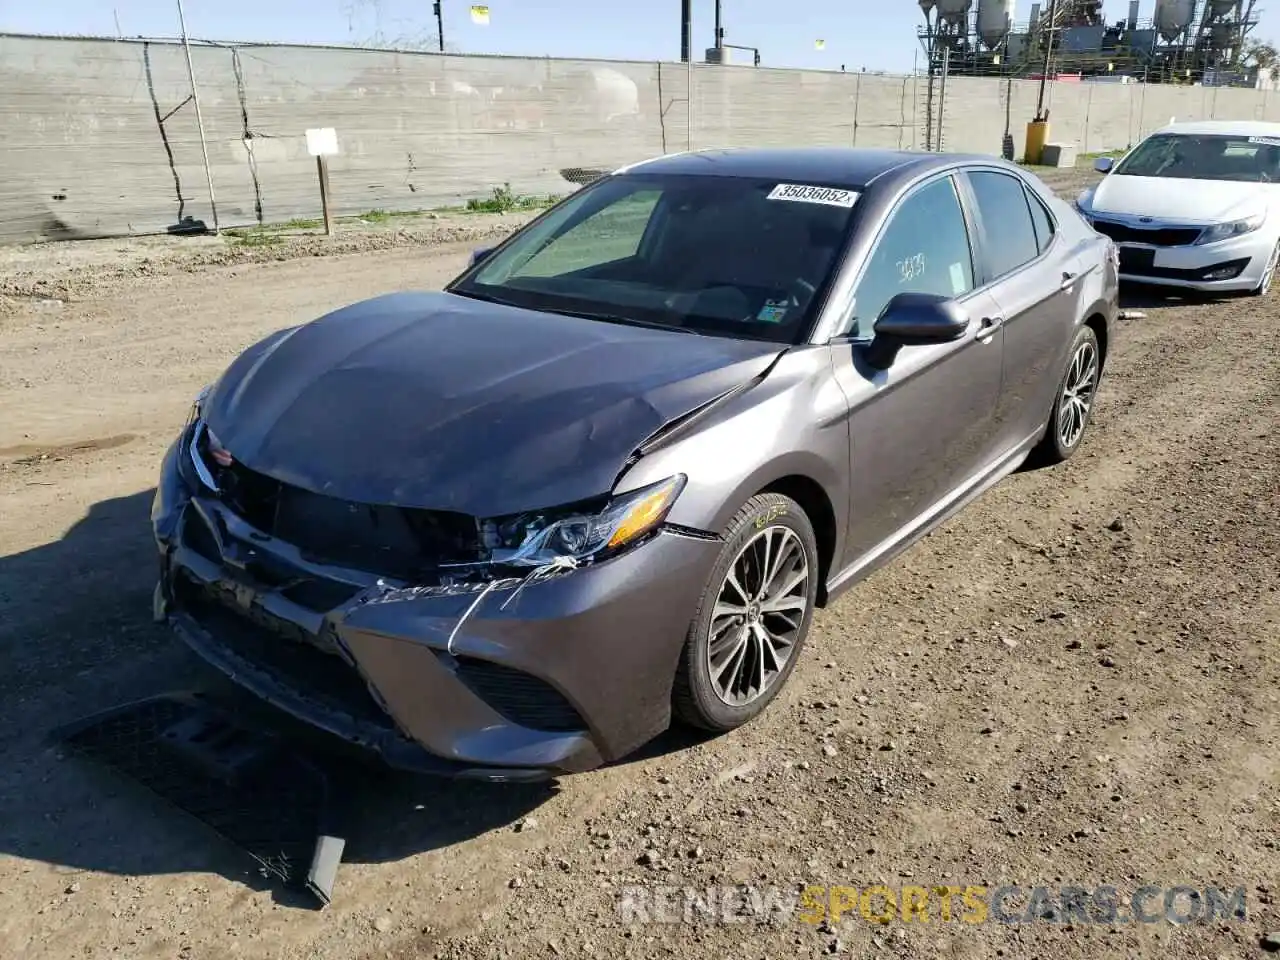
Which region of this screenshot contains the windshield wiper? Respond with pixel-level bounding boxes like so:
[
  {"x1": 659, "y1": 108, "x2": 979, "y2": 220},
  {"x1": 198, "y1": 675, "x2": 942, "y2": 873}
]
[
  {"x1": 451, "y1": 290, "x2": 699, "y2": 334},
  {"x1": 449, "y1": 288, "x2": 524, "y2": 309},
  {"x1": 542, "y1": 307, "x2": 702, "y2": 335}
]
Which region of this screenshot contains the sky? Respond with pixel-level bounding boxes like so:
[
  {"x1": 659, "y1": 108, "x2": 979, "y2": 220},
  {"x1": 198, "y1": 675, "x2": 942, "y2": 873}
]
[{"x1": 0, "y1": 1, "x2": 1275, "y2": 74}]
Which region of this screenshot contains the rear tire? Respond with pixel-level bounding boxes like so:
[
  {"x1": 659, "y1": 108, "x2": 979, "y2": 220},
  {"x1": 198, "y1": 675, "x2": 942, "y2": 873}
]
[
  {"x1": 672, "y1": 493, "x2": 818, "y2": 732},
  {"x1": 1032, "y1": 324, "x2": 1101, "y2": 466}
]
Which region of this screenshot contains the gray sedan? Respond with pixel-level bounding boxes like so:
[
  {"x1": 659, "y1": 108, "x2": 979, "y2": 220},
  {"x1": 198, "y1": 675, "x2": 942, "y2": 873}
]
[{"x1": 151, "y1": 146, "x2": 1119, "y2": 780}]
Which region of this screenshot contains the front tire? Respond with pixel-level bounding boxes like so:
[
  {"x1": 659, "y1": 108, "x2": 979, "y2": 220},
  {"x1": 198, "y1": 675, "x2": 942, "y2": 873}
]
[
  {"x1": 1032, "y1": 324, "x2": 1101, "y2": 465},
  {"x1": 672, "y1": 493, "x2": 819, "y2": 732},
  {"x1": 1251, "y1": 238, "x2": 1280, "y2": 297}
]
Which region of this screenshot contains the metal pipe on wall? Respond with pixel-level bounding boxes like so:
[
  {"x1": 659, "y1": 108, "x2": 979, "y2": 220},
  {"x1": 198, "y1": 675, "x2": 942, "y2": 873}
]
[
  {"x1": 911, "y1": 48, "x2": 919, "y2": 150},
  {"x1": 175, "y1": 0, "x2": 219, "y2": 234},
  {"x1": 687, "y1": 56, "x2": 694, "y2": 150},
  {"x1": 852, "y1": 70, "x2": 862, "y2": 146}
]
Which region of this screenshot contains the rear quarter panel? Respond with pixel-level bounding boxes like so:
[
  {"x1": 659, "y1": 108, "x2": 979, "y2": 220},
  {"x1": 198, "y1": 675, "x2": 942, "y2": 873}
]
[{"x1": 1041, "y1": 182, "x2": 1119, "y2": 336}]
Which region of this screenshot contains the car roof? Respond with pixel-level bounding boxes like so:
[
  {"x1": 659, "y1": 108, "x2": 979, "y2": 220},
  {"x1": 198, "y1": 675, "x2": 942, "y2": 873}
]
[
  {"x1": 1152, "y1": 119, "x2": 1280, "y2": 138},
  {"x1": 613, "y1": 146, "x2": 1011, "y2": 190}
]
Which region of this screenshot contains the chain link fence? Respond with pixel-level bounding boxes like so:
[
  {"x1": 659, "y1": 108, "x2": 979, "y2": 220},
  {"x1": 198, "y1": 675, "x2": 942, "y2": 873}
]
[{"x1": 2, "y1": 33, "x2": 1277, "y2": 244}]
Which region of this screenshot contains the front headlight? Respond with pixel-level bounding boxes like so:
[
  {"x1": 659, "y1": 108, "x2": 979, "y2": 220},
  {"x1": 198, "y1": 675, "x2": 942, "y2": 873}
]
[
  {"x1": 1074, "y1": 190, "x2": 1094, "y2": 225},
  {"x1": 187, "y1": 384, "x2": 211, "y2": 426},
  {"x1": 181, "y1": 385, "x2": 230, "y2": 492},
  {"x1": 174, "y1": 385, "x2": 213, "y2": 492},
  {"x1": 1195, "y1": 212, "x2": 1265, "y2": 245},
  {"x1": 481, "y1": 475, "x2": 686, "y2": 567}
]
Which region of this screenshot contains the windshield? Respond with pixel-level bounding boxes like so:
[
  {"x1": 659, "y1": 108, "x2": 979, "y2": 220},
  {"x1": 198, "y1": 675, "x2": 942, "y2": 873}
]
[
  {"x1": 1113, "y1": 133, "x2": 1280, "y2": 183},
  {"x1": 447, "y1": 172, "x2": 860, "y2": 343}
]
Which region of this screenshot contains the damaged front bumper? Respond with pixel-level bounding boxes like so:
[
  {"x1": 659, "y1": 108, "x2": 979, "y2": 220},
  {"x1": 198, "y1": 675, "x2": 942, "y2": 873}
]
[{"x1": 151, "y1": 434, "x2": 720, "y2": 780}]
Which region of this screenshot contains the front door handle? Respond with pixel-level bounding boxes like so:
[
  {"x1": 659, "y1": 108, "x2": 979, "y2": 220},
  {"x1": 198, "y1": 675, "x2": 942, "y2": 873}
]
[
  {"x1": 978, "y1": 315, "x2": 1005, "y2": 336},
  {"x1": 1060, "y1": 271, "x2": 1078, "y2": 291}
]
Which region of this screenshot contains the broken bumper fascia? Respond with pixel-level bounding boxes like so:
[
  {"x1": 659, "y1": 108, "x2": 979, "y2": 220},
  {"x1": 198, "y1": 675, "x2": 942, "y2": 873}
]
[{"x1": 151, "y1": 434, "x2": 721, "y2": 779}]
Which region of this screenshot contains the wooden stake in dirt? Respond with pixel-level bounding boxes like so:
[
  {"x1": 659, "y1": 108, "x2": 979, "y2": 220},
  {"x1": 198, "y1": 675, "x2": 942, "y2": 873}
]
[
  {"x1": 305, "y1": 128, "x2": 339, "y2": 236},
  {"x1": 316, "y1": 157, "x2": 334, "y2": 236}
]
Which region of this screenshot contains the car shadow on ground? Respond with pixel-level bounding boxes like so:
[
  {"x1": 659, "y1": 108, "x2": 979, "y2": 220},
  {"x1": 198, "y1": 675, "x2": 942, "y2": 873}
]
[
  {"x1": 1120, "y1": 284, "x2": 1236, "y2": 308},
  {"x1": 0, "y1": 486, "x2": 704, "y2": 907}
]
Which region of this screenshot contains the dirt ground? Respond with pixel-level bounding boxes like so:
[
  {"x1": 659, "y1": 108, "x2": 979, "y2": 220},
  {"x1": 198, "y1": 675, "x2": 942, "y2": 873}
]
[{"x1": 1, "y1": 169, "x2": 1277, "y2": 960}]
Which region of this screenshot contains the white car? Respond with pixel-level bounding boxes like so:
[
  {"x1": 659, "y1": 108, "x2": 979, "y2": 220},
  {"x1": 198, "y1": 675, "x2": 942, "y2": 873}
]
[{"x1": 1076, "y1": 120, "x2": 1280, "y2": 296}]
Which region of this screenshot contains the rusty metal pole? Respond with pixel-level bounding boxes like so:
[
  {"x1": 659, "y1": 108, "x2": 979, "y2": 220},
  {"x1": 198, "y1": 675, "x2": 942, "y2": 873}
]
[
  {"x1": 1035, "y1": 0, "x2": 1059, "y2": 121},
  {"x1": 936, "y1": 46, "x2": 950, "y2": 152}
]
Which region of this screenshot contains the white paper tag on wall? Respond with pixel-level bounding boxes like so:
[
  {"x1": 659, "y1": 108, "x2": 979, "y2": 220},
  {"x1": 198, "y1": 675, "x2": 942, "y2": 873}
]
[{"x1": 306, "y1": 127, "x2": 339, "y2": 157}]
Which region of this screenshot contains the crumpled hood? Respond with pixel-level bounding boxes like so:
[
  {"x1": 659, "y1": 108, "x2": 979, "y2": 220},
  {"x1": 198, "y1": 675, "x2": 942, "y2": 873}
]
[
  {"x1": 1088, "y1": 175, "x2": 1273, "y2": 223},
  {"x1": 203, "y1": 291, "x2": 783, "y2": 516}
]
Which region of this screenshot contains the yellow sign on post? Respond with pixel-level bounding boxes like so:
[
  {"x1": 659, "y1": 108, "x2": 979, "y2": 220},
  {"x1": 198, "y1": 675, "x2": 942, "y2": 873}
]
[{"x1": 470, "y1": 5, "x2": 490, "y2": 25}]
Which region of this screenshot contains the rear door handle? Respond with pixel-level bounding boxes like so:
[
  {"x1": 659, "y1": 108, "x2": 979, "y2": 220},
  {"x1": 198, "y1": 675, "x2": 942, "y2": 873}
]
[{"x1": 1060, "y1": 271, "x2": 1078, "y2": 291}]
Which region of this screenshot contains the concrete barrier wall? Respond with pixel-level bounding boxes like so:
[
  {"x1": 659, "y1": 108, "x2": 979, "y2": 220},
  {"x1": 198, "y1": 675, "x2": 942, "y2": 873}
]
[{"x1": 2, "y1": 34, "x2": 1278, "y2": 244}]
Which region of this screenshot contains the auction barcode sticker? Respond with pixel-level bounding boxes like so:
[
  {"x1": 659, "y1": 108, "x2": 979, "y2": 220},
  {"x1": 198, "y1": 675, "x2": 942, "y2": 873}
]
[
  {"x1": 1248, "y1": 136, "x2": 1280, "y2": 147},
  {"x1": 767, "y1": 183, "x2": 859, "y2": 208}
]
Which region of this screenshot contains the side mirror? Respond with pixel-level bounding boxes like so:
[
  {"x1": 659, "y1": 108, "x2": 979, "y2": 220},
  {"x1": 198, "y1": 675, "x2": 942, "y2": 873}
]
[
  {"x1": 468, "y1": 245, "x2": 496, "y2": 268},
  {"x1": 863, "y1": 292, "x2": 969, "y2": 370},
  {"x1": 1094, "y1": 156, "x2": 1115, "y2": 174}
]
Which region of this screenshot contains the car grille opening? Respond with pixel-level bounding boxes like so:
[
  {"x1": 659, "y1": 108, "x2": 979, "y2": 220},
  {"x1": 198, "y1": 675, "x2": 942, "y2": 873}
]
[
  {"x1": 181, "y1": 508, "x2": 222, "y2": 563},
  {"x1": 1091, "y1": 219, "x2": 1202, "y2": 247},
  {"x1": 199, "y1": 447, "x2": 482, "y2": 579},
  {"x1": 279, "y1": 578, "x2": 363, "y2": 613},
  {"x1": 179, "y1": 509, "x2": 363, "y2": 614},
  {"x1": 172, "y1": 572, "x2": 397, "y2": 731},
  {"x1": 450, "y1": 656, "x2": 587, "y2": 733}
]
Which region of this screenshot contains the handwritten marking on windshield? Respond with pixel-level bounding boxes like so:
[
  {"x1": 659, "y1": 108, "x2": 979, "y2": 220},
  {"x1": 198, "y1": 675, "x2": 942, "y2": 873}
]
[{"x1": 897, "y1": 253, "x2": 926, "y2": 284}]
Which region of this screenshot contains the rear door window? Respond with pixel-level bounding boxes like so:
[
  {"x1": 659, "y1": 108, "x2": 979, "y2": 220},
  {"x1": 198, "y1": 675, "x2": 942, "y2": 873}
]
[
  {"x1": 966, "y1": 171, "x2": 1043, "y2": 280},
  {"x1": 1026, "y1": 187, "x2": 1057, "y2": 254}
]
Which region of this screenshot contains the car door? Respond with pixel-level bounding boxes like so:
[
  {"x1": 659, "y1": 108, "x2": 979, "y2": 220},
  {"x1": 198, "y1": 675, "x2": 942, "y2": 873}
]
[
  {"x1": 828, "y1": 173, "x2": 1006, "y2": 568},
  {"x1": 961, "y1": 169, "x2": 1083, "y2": 455}
]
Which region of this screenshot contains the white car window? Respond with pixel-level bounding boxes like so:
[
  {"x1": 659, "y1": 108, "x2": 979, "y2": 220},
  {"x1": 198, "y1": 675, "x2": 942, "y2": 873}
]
[{"x1": 1115, "y1": 134, "x2": 1280, "y2": 183}]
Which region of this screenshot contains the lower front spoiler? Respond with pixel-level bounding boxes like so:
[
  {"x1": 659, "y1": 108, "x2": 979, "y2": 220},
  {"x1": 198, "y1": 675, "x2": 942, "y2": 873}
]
[
  {"x1": 171, "y1": 610, "x2": 560, "y2": 784},
  {"x1": 1119, "y1": 272, "x2": 1259, "y2": 293},
  {"x1": 1117, "y1": 251, "x2": 1259, "y2": 291}
]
